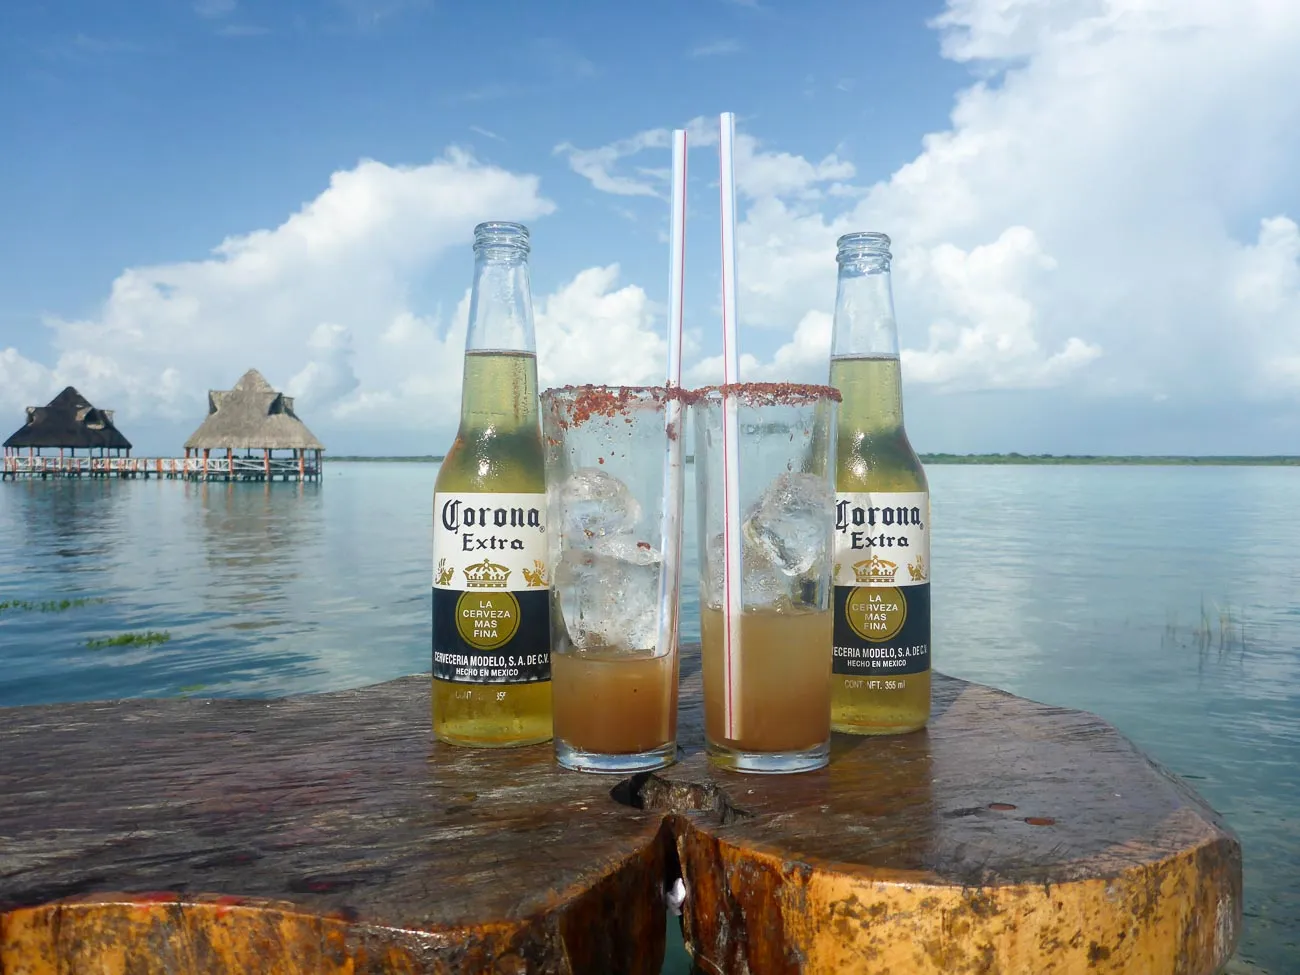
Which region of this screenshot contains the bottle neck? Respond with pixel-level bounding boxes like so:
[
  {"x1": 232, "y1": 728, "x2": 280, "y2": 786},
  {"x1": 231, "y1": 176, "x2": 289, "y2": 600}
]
[
  {"x1": 830, "y1": 355, "x2": 904, "y2": 432},
  {"x1": 458, "y1": 349, "x2": 539, "y2": 433},
  {"x1": 460, "y1": 246, "x2": 539, "y2": 432},
  {"x1": 465, "y1": 248, "x2": 536, "y2": 354},
  {"x1": 831, "y1": 260, "x2": 900, "y2": 359},
  {"x1": 830, "y1": 260, "x2": 905, "y2": 432}
]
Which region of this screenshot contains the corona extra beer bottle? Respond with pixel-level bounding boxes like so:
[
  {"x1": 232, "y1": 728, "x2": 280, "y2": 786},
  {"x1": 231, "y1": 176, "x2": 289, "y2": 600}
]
[
  {"x1": 828, "y1": 231, "x2": 931, "y2": 735},
  {"x1": 432, "y1": 221, "x2": 552, "y2": 746}
]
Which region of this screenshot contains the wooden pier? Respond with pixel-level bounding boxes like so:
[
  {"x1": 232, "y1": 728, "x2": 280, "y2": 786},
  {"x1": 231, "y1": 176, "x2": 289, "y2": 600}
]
[
  {"x1": 1, "y1": 453, "x2": 322, "y2": 482},
  {"x1": 3, "y1": 369, "x2": 326, "y2": 485}
]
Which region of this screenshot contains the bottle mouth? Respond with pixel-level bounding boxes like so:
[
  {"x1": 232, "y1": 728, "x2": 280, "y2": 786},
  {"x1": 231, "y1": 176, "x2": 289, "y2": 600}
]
[
  {"x1": 474, "y1": 221, "x2": 531, "y2": 256},
  {"x1": 836, "y1": 231, "x2": 891, "y2": 267}
]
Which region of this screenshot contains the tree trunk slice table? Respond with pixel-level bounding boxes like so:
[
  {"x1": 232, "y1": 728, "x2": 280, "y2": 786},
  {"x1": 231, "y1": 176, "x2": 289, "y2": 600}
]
[{"x1": 0, "y1": 647, "x2": 1241, "y2": 975}]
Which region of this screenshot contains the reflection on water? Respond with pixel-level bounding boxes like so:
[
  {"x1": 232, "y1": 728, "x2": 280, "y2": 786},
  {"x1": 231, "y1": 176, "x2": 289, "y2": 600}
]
[
  {"x1": 14, "y1": 476, "x2": 124, "y2": 569},
  {"x1": 0, "y1": 463, "x2": 1296, "y2": 971},
  {"x1": 193, "y1": 479, "x2": 317, "y2": 623}
]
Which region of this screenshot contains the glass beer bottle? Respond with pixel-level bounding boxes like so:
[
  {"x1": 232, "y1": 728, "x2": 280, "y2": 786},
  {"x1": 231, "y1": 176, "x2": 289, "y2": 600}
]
[
  {"x1": 828, "y1": 232, "x2": 931, "y2": 735},
  {"x1": 432, "y1": 222, "x2": 552, "y2": 746}
]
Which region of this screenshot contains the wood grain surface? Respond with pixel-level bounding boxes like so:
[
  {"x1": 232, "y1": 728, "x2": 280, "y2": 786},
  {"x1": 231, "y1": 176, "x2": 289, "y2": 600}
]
[{"x1": 0, "y1": 646, "x2": 1241, "y2": 974}]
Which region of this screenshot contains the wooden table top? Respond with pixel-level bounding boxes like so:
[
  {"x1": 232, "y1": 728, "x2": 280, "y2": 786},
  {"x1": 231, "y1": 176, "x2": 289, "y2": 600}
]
[{"x1": 0, "y1": 647, "x2": 1241, "y2": 975}]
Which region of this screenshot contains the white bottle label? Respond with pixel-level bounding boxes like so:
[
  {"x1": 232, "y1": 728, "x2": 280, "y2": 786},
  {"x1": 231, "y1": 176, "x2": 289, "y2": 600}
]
[
  {"x1": 433, "y1": 492, "x2": 549, "y2": 589},
  {"x1": 832, "y1": 491, "x2": 930, "y2": 678},
  {"x1": 832, "y1": 491, "x2": 929, "y2": 587},
  {"x1": 432, "y1": 492, "x2": 550, "y2": 684}
]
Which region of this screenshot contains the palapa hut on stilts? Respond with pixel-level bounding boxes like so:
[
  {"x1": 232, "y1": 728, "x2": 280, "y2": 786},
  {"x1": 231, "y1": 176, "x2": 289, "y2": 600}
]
[
  {"x1": 3, "y1": 387, "x2": 132, "y2": 461},
  {"x1": 183, "y1": 369, "x2": 324, "y2": 481}
]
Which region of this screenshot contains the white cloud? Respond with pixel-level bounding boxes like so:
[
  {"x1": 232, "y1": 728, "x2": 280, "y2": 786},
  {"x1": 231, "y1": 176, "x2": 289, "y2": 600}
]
[
  {"x1": 0, "y1": 348, "x2": 54, "y2": 415},
  {"x1": 43, "y1": 34, "x2": 150, "y2": 59},
  {"x1": 737, "y1": 143, "x2": 854, "y2": 201},
  {"x1": 2, "y1": 151, "x2": 556, "y2": 431},
  {"x1": 10, "y1": 0, "x2": 1300, "y2": 454},
  {"x1": 0, "y1": 148, "x2": 677, "y2": 452},
  {"x1": 686, "y1": 311, "x2": 827, "y2": 385},
  {"x1": 216, "y1": 24, "x2": 270, "y2": 37},
  {"x1": 554, "y1": 116, "x2": 717, "y2": 198},
  {"x1": 881, "y1": 0, "x2": 1300, "y2": 401},
  {"x1": 897, "y1": 228, "x2": 1101, "y2": 390},
  {"x1": 557, "y1": 117, "x2": 852, "y2": 203},
  {"x1": 287, "y1": 323, "x2": 361, "y2": 407},
  {"x1": 536, "y1": 265, "x2": 666, "y2": 386},
  {"x1": 193, "y1": 0, "x2": 236, "y2": 18},
  {"x1": 529, "y1": 37, "x2": 597, "y2": 81},
  {"x1": 690, "y1": 39, "x2": 742, "y2": 57},
  {"x1": 333, "y1": 0, "x2": 429, "y2": 26},
  {"x1": 558, "y1": 1, "x2": 1300, "y2": 418},
  {"x1": 930, "y1": 0, "x2": 1109, "y2": 62},
  {"x1": 1229, "y1": 216, "x2": 1300, "y2": 395},
  {"x1": 710, "y1": 0, "x2": 1300, "y2": 409},
  {"x1": 554, "y1": 131, "x2": 675, "y2": 198}
]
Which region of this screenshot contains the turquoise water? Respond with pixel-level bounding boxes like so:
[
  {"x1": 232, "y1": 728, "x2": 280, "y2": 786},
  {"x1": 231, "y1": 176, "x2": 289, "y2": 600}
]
[{"x1": 1, "y1": 463, "x2": 1296, "y2": 972}]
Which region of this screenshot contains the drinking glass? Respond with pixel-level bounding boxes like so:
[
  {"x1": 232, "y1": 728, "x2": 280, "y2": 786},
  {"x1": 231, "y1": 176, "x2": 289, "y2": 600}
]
[
  {"x1": 541, "y1": 385, "x2": 685, "y2": 773},
  {"x1": 692, "y1": 383, "x2": 839, "y2": 773}
]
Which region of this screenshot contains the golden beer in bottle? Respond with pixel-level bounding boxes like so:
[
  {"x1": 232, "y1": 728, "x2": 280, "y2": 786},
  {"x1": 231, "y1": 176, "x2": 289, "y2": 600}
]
[
  {"x1": 828, "y1": 232, "x2": 931, "y2": 735},
  {"x1": 432, "y1": 222, "x2": 552, "y2": 746}
]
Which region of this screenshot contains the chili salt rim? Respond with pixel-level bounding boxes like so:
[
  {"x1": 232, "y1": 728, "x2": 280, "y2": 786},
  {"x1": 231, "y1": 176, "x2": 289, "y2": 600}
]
[
  {"x1": 541, "y1": 384, "x2": 689, "y2": 429},
  {"x1": 686, "y1": 381, "x2": 842, "y2": 407}
]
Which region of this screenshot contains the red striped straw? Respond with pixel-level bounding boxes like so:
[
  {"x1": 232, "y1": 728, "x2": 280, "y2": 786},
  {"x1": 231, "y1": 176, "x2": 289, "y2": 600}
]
[
  {"x1": 718, "y1": 112, "x2": 743, "y2": 740},
  {"x1": 655, "y1": 129, "x2": 687, "y2": 662}
]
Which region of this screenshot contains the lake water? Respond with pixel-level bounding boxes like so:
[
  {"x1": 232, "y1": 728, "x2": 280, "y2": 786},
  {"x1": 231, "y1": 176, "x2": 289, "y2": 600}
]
[{"x1": 1, "y1": 463, "x2": 1296, "y2": 973}]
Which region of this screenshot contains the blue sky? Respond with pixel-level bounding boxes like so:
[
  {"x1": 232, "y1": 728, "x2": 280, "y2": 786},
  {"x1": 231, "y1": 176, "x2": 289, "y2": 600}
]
[
  {"x1": 0, "y1": 0, "x2": 957, "y2": 328},
  {"x1": 2, "y1": 0, "x2": 1299, "y2": 455}
]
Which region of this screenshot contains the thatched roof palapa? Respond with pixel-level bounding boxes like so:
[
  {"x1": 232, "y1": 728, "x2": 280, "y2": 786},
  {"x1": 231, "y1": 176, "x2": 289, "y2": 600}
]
[
  {"x1": 184, "y1": 369, "x2": 325, "y2": 452},
  {"x1": 4, "y1": 387, "x2": 132, "y2": 451}
]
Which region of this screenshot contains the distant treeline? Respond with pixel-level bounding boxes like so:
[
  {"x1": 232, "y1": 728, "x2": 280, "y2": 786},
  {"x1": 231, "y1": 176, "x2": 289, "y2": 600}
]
[
  {"x1": 328, "y1": 454, "x2": 1299, "y2": 466},
  {"x1": 917, "y1": 454, "x2": 1300, "y2": 466}
]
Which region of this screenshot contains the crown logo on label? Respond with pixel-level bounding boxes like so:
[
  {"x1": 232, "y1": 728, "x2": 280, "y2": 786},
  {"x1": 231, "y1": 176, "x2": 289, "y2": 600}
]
[
  {"x1": 853, "y1": 555, "x2": 899, "y2": 585},
  {"x1": 463, "y1": 558, "x2": 511, "y2": 588}
]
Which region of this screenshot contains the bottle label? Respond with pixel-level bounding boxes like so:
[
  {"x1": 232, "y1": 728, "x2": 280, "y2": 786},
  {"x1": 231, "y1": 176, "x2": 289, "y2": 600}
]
[
  {"x1": 432, "y1": 492, "x2": 550, "y2": 684},
  {"x1": 831, "y1": 491, "x2": 930, "y2": 677}
]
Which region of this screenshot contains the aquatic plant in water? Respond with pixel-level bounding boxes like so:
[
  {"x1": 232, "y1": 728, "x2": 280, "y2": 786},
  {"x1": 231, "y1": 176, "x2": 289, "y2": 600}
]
[
  {"x1": 86, "y1": 631, "x2": 172, "y2": 650},
  {"x1": 0, "y1": 597, "x2": 107, "y2": 615},
  {"x1": 1164, "y1": 598, "x2": 1248, "y2": 658}
]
